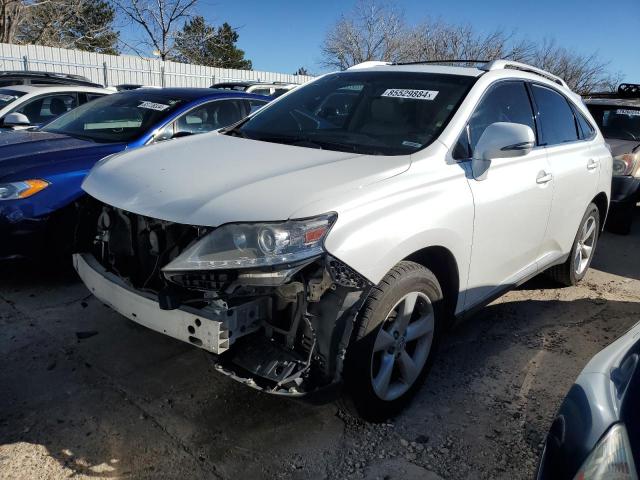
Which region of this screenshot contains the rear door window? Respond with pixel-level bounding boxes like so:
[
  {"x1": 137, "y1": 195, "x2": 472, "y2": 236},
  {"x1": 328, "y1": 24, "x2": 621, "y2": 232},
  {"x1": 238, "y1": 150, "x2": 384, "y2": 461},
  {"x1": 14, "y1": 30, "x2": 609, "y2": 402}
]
[
  {"x1": 174, "y1": 99, "x2": 257, "y2": 136},
  {"x1": 530, "y1": 84, "x2": 579, "y2": 146}
]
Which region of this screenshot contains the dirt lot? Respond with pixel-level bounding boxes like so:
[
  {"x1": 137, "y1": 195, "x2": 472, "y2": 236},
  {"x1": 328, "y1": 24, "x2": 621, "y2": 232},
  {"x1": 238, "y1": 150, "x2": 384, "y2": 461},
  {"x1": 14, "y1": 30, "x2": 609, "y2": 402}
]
[{"x1": 1, "y1": 212, "x2": 639, "y2": 480}]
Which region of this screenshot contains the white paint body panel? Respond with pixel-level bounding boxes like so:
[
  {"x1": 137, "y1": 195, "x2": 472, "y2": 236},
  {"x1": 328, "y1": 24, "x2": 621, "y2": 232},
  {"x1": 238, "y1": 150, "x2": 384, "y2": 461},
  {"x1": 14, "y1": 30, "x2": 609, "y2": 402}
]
[
  {"x1": 81, "y1": 63, "x2": 612, "y2": 317},
  {"x1": 73, "y1": 253, "x2": 232, "y2": 354}
]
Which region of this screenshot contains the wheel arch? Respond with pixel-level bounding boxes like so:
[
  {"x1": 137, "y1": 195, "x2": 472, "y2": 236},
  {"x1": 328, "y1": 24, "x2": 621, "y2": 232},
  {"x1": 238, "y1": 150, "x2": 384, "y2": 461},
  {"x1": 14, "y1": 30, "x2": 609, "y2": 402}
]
[
  {"x1": 591, "y1": 192, "x2": 609, "y2": 230},
  {"x1": 403, "y1": 245, "x2": 460, "y2": 321}
]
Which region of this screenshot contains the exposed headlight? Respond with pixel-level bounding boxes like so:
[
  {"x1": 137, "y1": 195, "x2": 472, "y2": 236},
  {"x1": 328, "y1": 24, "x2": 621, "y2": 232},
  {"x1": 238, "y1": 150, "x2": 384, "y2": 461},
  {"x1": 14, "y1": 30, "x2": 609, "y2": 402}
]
[
  {"x1": 162, "y1": 213, "x2": 337, "y2": 273},
  {"x1": 0, "y1": 179, "x2": 49, "y2": 200},
  {"x1": 573, "y1": 423, "x2": 637, "y2": 480},
  {"x1": 613, "y1": 152, "x2": 640, "y2": 176}
]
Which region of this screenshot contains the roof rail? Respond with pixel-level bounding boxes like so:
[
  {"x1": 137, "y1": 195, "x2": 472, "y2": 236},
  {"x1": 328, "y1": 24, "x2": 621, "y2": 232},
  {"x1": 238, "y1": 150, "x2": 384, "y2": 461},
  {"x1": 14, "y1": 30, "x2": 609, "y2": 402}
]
[
  {"x1": 481, "y1": 60, "x2": 568, "y2": 89},
  {"x1": 392, "y1": 59, "x2": 490, "y2": 67}
]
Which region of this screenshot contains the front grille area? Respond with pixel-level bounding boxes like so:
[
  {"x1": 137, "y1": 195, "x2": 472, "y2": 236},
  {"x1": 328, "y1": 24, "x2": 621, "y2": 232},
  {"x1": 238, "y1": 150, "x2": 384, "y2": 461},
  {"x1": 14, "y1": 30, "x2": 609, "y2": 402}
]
[{"x1": 78, "y1": 198, "x2": 203, "y2": 293}]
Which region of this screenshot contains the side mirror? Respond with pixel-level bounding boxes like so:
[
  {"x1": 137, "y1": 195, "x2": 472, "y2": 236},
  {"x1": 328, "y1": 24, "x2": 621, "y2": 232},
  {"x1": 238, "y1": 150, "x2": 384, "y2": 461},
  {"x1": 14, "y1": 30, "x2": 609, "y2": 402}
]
[
  {"x1": 171, "y1": 131, "x2": 193, "y2": 139},
  {"x1": 472, "y1": 122, "x2": 535, "y2": 180},
  {"x1": 3, "y1": 112, "x2": 31, "y2": 126}
]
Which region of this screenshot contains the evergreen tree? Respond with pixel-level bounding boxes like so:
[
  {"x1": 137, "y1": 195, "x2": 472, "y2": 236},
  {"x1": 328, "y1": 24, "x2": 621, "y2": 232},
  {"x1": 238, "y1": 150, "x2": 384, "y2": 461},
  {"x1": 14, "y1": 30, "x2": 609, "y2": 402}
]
[{"x1": 174, "y1": 17, "x2": 252, "y2": 69}]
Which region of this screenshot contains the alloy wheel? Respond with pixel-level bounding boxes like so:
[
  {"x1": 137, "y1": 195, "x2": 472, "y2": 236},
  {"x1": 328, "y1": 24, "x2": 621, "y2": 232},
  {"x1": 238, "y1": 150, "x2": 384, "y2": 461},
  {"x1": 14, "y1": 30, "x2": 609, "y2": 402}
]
[
  {"x1": 574, "y1": 215, "x2": 597, "y2": 276},
  {"x1": 370, "y1": 291, "x2": 435, "y2": 401}
]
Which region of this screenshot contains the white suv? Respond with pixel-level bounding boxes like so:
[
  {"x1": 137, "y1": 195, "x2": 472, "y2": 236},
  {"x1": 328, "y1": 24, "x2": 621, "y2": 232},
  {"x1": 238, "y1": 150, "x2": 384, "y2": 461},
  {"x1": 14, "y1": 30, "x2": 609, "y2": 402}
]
[{"x1": 73, "y1": 60, "x2": 612, "y2": 420}]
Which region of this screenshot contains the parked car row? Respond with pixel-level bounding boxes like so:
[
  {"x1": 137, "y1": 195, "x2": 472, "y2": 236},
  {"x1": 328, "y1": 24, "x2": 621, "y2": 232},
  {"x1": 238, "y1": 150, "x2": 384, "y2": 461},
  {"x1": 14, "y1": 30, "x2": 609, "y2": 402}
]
[
  {"x1": 0, "y1": 64, "x2": 638, "y2": 478},
  {"x1": 0, "y1": 87, "x2": 270, "y2": 258}
]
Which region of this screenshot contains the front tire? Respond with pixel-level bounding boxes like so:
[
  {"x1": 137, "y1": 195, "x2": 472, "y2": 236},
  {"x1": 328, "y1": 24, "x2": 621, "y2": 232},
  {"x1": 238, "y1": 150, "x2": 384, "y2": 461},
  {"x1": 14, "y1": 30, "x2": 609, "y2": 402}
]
[
  {"x1": 342, "y1": 261, "x2": 443, "y2": 422},
  {"x1": 547, "y1": 203, "x2": 600, "y2": 286}
]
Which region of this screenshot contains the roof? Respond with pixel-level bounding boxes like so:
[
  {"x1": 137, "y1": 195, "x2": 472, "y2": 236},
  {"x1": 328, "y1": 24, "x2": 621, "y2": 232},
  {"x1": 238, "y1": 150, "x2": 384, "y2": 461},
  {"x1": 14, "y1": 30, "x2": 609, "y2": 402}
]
[
  {"x1": 584, "y1": 98, "x2": 640, "y2": 108},
  {"x1": 122, "y1": 87, "x2": 270, "y2": 101},
  {"x1": 0, "y1": 84, "x2": 111, "y2": 94},
  {"x1": 0, "y1": 70, "x2": 102, "y2": 87},
  {"x1": 346, "y1": 59, "x2": 571, "y2": 90}
]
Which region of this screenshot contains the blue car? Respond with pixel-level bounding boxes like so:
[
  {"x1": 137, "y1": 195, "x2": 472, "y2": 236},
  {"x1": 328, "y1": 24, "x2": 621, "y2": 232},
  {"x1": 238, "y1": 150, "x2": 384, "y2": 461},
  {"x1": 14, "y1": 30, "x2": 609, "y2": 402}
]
[
  {"x1": 0, "y1": 88, "x2": 270, "y2": 259},
  {"x1": 537, "y1": 321, "x2": 640, "y2": 479}
]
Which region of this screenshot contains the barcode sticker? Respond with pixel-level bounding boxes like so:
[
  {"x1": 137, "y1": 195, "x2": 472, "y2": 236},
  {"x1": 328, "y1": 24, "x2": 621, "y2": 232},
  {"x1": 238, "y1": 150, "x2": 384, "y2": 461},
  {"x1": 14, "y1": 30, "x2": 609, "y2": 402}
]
[
  {"x1": 617, "y1": 109, "x2": 640, "y2": 117},
  {"x1": 138, "y1": 101, "x2": 170, "y2": 111},
  {"x1": 381, "y1": 89, "x2": 439, "y2": 101}
]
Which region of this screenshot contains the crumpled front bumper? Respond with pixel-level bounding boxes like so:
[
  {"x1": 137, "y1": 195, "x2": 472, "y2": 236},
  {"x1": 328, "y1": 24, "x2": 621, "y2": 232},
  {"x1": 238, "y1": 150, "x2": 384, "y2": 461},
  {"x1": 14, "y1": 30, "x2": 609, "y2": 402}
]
[{"x1": 73, "y1": 253, "x2": 262, "y2": 355}]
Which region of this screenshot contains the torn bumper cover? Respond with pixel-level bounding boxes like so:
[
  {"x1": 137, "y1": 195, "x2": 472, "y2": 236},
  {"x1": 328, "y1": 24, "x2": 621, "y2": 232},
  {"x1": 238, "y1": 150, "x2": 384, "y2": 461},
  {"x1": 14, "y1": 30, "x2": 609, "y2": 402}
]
[{"x1": 72, "y1": 202, "x2": 372, "y2": 398}]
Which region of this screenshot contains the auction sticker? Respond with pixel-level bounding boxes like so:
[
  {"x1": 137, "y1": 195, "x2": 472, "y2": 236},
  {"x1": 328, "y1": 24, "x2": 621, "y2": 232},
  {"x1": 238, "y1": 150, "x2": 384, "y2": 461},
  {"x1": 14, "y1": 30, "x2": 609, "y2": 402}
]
[
  {"x1": 138, "y1": 101, "x2": 170, "y2": 111},
  {"x1": 0, "y1": 94, "x2": 16, "y2": 102},
  {"x1": 617, "y1": 109, "x2": 640, "y2": 117},
  {"x1": 381, "y1": 89, "x2": 439, "y2": 100}
]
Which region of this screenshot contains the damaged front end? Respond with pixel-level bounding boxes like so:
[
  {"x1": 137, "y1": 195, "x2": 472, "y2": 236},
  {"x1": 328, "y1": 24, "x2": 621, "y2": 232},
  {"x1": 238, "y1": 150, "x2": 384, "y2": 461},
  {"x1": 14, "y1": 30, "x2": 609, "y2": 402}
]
[{"x1": 74, "y1": 197, "x2": 372, "y2": 399}]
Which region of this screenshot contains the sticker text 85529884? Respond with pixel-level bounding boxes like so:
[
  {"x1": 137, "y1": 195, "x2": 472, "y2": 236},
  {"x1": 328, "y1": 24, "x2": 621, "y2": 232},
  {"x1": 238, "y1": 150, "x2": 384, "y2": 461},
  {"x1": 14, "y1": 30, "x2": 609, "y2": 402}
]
[{"x1": 381, "y1": 89, "x2": 439, "y2": 101}]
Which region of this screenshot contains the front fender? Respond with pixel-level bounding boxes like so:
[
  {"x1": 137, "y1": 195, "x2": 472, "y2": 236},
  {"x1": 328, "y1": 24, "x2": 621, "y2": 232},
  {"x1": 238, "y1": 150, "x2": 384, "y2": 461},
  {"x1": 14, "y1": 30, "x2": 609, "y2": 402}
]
[{"x1": 323, "y1": 156, "x2": 474, "y2": 315}]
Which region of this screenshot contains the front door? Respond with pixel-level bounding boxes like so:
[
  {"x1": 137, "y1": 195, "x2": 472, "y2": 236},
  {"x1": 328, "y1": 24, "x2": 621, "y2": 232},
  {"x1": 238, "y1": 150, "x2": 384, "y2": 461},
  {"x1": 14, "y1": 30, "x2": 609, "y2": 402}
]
[{"x1": 456, "y1": 81, "x2": 554, "y2": 309}]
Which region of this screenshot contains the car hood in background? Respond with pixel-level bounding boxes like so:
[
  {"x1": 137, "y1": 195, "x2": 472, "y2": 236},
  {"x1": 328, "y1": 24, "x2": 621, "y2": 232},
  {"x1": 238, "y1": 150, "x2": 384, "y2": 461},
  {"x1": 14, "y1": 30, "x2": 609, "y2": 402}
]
[
  {"x1": 0, "y1": 131, "x2": 122, "y2": 179},
  {"x1": 606, "y1": 138, "x2": 640, "y2": 156},
  {"x1": 82, "y1": 133, "x2": 411, "y2": 226}
]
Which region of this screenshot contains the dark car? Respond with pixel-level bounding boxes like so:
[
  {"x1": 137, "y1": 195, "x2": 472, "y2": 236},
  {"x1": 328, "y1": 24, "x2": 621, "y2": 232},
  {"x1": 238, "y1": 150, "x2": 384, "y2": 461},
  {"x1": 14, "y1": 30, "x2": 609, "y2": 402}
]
[
  {"x1": 0, "y1": 88, "x2": 269, "y2": 259},
  {"x1": 537, "y1": 321, "x2": 640, "y2": 479},
  {"x1": 0, "y1": 71, "x2": 103, "y2": 88},
  {"x1": 585, "y1": 84, "x2": 640, "y2": 234}
]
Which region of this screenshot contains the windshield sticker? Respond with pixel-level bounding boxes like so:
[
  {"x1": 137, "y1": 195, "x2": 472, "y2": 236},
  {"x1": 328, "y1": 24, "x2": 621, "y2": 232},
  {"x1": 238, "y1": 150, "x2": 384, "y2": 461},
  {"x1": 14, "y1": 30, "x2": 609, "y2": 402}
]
[
  {"x1": 617, "y1": 109, "x2": 640, "y2": 117},
  {"x1": 0, "y1": 94, "x2": 16, "y2": 102},
  {"x1": 402, "y1": 140, "x2": 422, "y2": 148},
  {"x1": 138, "y1": 101, "x2": 170, "y2": 111},
  {"x1": 381, "y1": 89, "x2": 439, "y2": 101}
]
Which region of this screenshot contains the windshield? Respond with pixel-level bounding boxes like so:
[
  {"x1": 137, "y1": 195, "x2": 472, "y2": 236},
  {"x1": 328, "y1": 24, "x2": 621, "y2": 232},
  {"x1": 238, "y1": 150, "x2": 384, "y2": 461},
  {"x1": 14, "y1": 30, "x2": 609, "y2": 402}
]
[
  {"x1": 0, "y1": 89, "x2": 26, "y2": 109},
  {"x1": 587, "y1": 104, "x2": 640, "y2": 142},
  {"x1": 42, "y1": 92, "x2": 187, "y2": 143},
  {"x1": 233, "y1": 71, "x2": 476, "y2": 155}
]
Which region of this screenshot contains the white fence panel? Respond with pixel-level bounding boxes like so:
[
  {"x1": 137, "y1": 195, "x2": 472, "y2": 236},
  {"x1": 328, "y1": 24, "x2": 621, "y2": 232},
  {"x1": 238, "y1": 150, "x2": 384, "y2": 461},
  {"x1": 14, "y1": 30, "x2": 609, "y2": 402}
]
[{"x1": 0, "y1": 43, "x2": 314, "y2": 88}]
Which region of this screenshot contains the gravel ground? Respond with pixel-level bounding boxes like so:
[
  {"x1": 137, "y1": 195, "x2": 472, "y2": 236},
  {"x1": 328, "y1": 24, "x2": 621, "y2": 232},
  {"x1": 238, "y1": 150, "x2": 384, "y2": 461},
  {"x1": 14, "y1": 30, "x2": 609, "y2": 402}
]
[{"x1": 1, "y1": 211, "x2": 639, "y2": 480}]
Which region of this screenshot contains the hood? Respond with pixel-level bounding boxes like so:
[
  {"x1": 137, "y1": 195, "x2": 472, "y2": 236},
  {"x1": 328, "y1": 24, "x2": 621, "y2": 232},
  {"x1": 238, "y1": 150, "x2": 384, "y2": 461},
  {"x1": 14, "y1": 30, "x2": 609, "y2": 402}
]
[
  {"x1": 0, "y1": 131, "x2": 122, "y2": 179},
  {"x1": 82, "y1": 133, "x2": 411, "y2": 226},
  {"x1": 606, "y1": 138, "x2": 640, "y2": 157}
]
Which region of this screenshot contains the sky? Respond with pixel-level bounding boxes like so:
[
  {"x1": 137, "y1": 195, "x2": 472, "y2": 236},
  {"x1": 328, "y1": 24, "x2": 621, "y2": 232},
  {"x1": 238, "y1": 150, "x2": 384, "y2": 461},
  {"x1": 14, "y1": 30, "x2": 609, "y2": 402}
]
[{"x1": 123, "y1": 0, "x2": 640, "y2": 81}]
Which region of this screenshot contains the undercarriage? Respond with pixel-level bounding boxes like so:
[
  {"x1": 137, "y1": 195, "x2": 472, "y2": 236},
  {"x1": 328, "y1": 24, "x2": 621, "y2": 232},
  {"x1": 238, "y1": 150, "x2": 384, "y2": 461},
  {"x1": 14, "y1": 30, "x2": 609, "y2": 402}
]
[{"x1": 74, "y1": 197, "x2": 372, "y2": 397}]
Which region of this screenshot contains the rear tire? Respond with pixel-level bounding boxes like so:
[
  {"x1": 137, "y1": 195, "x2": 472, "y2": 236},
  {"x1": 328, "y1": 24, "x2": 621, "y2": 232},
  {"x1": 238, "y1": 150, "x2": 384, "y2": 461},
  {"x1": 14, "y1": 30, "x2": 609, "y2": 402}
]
[
  {"x1": 341, "y1": 261, "x2": 443, "y2": 422},
  {"x1": 547, "y1": 203, "x2": 600, "y2": 286}
]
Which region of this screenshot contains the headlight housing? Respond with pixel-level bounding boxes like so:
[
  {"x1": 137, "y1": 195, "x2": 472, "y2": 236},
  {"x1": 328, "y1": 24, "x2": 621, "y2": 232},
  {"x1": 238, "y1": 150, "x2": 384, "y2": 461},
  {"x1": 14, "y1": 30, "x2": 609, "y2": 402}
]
[
  {"x1": 613, "y1": 152, "x2": 640, "y2": 177},
  {"x1": 573, "y1": 423, "x2": 637, "y2": 480},
  {"x1": 0, "y1": 179, "x2": 49, "y2": 200},
  {"x1": 162, "y1": 213, "x2": 337, "y2": 274}
]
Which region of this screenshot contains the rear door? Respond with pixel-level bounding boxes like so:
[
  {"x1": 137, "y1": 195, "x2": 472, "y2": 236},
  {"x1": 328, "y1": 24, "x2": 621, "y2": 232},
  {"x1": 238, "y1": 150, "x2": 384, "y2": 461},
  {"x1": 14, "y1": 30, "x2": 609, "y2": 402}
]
[
  {"x1": 458, "y1": 81, "x2": 554, "y2": 309},
  {"x1": 529, "y1": 83, "x2": 600, "y2": 265}
]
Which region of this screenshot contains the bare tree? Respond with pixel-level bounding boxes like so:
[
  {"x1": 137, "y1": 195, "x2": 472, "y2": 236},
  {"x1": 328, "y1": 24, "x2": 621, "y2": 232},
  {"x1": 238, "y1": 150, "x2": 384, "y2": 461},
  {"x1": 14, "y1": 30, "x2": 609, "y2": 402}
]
[
  {"x1": 0, "y1": 0, "x2": 34, "y2": 43},
  {"x1": 321, "y1": 0, "x2": 407, "y2": 70},
  {"x1": 322, "y1": 0, "x2": 620, "y2": 93},
  {"x1": 113, "y1": 0, "x2": 197, "y2": 60},
  {"x1": 17, "y1": 0, "x2": 119, "y2": 53}
]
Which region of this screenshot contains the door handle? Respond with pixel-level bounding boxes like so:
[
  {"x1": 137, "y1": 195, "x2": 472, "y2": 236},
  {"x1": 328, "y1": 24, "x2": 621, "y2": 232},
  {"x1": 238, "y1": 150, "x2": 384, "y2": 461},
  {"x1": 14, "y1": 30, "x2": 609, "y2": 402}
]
[
  {"x1": 587, "y1": 158, "x2": 599, "y2": 170},
  {"x1": 536, "y1": 171, "x2": 553, "y2": 184}
]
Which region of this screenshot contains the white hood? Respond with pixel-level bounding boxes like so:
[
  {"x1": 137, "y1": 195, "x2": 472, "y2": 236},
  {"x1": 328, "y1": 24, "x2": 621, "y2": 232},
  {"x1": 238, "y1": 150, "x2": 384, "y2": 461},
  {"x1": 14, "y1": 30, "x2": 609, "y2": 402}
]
[{"x1": 82, "y1": 133, "x2": 410, "y2": 226}]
